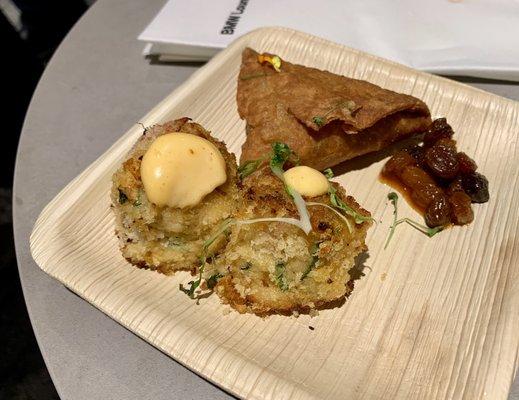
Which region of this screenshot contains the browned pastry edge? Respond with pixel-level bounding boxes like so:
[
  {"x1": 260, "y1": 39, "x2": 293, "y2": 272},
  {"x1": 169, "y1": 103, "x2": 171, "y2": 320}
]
[{"x1": 238, "y1": 47, "x2": 432, "y2": 170}]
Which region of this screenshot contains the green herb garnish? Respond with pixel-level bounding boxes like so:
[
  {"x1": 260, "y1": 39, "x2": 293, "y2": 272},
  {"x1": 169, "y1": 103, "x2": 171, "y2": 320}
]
[
  {"x1": 239, "y1": 143, "x2": 297, "y2": 181},
  {"x1": 313, "y1": 116, "x2": 325, "y2": 127},
  {"x1": 384, "y1": 192, "x2": 443, "y2": 249},
  {"x1": 118, "y1": 189, "x2": 128, "y2": 204},
  {"x1": 301, "y1": 242, "x2": 320, "y2": 280},
  {"x1": 308, "y1": 185, "x2": 373, "y2": 233},
  {"x1": 238, "y1": 157, "x2": 266, "y2": 180},
  {"x1": 179, "y1": 279, "x2": 199, "y2": 298},
  {"x1": 329, "y1": 185, "x2": 373, "y2": 225},
  {"x1": 275, "y1": 261, "x2": 289, "y2": 291},
  {"x1": 323, "y1": 168, "x2": 334, "y2": 180},
  {"x1": 206, "y1": 273, "x2": 223, "y2": 290},
  {"x1": 312, "y1": 100, "x2": 358, "y2": 128},
  {"x1": 270, "y1": 142, "x2": 298, "y2": 178},
  {"x1": 269, "y1": 143, "x2": 312, "y2": 234},
  {"x1": 384, "y1": 192, "x2": 399, "y2": 249},
  {"x1": 180, "y1": 218, "x2": 234, "y2": 298}
]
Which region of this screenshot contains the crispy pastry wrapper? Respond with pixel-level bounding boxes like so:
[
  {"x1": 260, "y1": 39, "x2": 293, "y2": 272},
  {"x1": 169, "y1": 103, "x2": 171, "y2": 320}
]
[{"x1": 237, "y1": 48, "x2": 432, "y2": 170}]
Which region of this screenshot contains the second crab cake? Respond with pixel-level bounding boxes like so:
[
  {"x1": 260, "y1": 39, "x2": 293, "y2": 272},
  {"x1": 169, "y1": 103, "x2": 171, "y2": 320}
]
[
  {"x1": 208, "y1": 146, "x2": 372, "y2": 315},
  {"x1": 111, "y1": 117, "x2": 239, "y2": 275}
]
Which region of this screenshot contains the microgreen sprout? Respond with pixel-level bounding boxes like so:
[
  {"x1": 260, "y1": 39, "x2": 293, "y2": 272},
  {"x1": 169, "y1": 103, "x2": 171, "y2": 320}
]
[
  {"x1": 237, "y1": 155, "x2": 268, "y2": 180},
  {"x1": 269, "y1": 143, "x2": 311, "y2": 235},
  {"x1": 313, "y1": 116, "x2": 325, "y2": 127},
  {"x1": 306, "y1": 202, "x2": 353, "y2": 233},
  {"x1": 269, "y1": 142, "x2": 298, "y2": 177},
  {"x1": 179, "y1": 215, "x2": 315, "y2": 299},
  {"x1": 384, "y1": 192, "x2": 443, "y2": 249},
  {"x1": 328, "y1": 185, "x2": 374, "y2": 225},
  {"x1": 180, "y1": 218, "x2": 234, "y2": 298},
  {"x1": 323, "y1": 168, "x2": 334, "y2": 180},
  {"x1": 307, "y1": 181, "x2": 373, "y2": 233}
]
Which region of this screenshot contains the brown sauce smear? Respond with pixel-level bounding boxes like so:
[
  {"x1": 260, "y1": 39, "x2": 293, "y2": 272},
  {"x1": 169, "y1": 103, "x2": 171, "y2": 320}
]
[
  {"x1": 379, "y1": 174, "x2": 425, "y2": 215},
  {"x1": 380, "y1": 118, "x2": 489, "y2": 228}
]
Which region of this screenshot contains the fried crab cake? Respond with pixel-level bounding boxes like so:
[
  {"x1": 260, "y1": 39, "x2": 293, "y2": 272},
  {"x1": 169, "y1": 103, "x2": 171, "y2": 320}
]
[
  {"x1": 208, "y1": 165, "x2": 372, "y2": 315},
  {"x1": 111, "y1": 117, "x2": 239, "y2": 274}
]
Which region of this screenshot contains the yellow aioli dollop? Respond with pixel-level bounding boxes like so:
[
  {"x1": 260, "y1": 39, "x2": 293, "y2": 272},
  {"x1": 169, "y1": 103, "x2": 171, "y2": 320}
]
[
  {"x1": 140, "y1": 132, "x2": 227, "y2": 208},
  {"x1": 283, "y1": 166, "x2": 329, "y2": 197}
]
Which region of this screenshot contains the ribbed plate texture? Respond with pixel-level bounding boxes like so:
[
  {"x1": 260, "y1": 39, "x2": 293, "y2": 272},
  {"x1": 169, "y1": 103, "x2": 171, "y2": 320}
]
[{"x1": 31, "y1": 27, "x2": 519, "y2": 400}]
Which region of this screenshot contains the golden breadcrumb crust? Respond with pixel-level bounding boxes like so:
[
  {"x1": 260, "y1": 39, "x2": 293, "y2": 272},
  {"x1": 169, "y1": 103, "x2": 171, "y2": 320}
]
[
  {"x1": 111, "y1": 118, "x2": 239, "y2": 274},
  {"x1": 209, "y1": 165, "x2": 371, "y2": 315},
  {"x1": 111, "y1": 118, "x2": 372, "y2": 316}
]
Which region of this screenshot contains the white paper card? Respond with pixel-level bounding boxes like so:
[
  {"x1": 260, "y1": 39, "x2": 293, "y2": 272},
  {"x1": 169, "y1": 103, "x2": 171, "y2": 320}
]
[{"x1": 139, "y1": 0, "x2": 519, "y2": 81}]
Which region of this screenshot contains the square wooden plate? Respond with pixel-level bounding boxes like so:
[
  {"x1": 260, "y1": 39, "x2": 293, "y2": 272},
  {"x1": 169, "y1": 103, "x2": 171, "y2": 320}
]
[{"x1": 30, "y1": 27, "x2": 519, "y2": 400}]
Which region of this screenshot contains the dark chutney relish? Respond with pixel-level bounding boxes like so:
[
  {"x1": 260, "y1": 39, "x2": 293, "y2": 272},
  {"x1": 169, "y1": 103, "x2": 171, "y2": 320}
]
[{"x1": 381, "y1": 118, "x2": 489, "y2": 228}]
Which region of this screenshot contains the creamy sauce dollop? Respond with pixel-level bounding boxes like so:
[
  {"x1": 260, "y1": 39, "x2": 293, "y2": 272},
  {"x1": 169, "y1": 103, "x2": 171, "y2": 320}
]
[
  {"x1": 140, "y1": 133, "x2": 227, "y2": 208},
  {"x1": 283, "y1": 166, "x2": 329, "y2": 197}
]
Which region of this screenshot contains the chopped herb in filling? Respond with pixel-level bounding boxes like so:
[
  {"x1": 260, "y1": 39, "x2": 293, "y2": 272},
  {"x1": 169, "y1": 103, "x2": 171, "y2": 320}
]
[
  {"x1": 118, "y1": 189, "x2": 128, "y2": 204},
  {"x1": 275, "y1": 261, "x2": 288, "y2": 291}
]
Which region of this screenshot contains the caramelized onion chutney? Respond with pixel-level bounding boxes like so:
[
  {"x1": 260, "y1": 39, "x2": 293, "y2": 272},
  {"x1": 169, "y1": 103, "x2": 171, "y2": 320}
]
[{"x1": 381, "y1": 118, "x2": 489, "y2": 228}]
